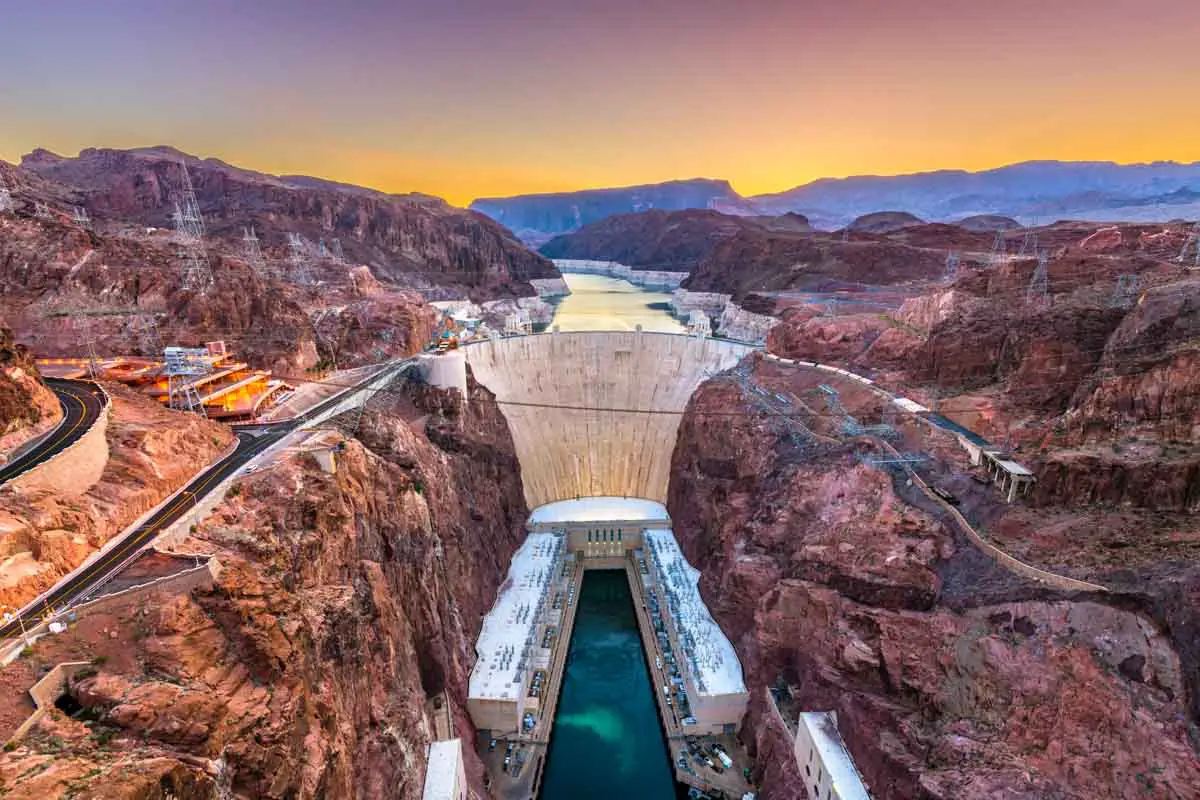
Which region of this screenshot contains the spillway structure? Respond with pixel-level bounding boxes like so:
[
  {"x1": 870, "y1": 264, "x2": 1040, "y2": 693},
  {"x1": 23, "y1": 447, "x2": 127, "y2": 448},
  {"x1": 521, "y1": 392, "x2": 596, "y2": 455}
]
[{"x1": 463, "y1": 331, "x2": 754, "y2": 507}]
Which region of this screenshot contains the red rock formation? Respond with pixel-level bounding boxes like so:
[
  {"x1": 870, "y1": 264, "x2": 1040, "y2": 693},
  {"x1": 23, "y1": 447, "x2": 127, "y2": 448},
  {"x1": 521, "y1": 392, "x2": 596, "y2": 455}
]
[
  {"x1": 0, "y1": 327, "x2": 62, "y2": 461},
  {"x1": 667, "y1": 368, "x2": 1200, "y2": 799},
  {"x1": 17, "y1": 147, "x2": 559, "y2": 301},
  {"x1": 0, "y1": 372, "x2": 527, "y2": 798},
  {"x1": 0, "y1": 211, "x2": 438, "y2": 373}
]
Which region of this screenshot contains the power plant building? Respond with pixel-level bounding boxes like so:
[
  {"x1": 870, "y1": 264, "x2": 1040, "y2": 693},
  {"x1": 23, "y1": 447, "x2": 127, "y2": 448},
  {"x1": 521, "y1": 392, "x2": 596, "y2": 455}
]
[
  {"x1": 467, "y1": 532, "x2": 565, "y2": 735},
  {"x1": 643, "y1": 529, "x2": 748, "y2": 735}
]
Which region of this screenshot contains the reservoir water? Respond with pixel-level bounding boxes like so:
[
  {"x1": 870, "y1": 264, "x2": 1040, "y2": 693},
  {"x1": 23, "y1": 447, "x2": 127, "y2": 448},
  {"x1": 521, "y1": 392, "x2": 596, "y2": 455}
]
[
  {"x1": 549, "y1": 273, "x2": 685, "y2": 333},
  {"x1": 539, "y1": 570, "x2": 677, "y2": 800}
]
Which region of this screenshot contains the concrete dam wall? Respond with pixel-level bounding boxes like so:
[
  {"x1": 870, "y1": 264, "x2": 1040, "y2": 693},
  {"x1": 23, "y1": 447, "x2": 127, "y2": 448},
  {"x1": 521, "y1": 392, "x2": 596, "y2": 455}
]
[{"x1": 464, "y1": 332, "x2": 754, "y2": 507}]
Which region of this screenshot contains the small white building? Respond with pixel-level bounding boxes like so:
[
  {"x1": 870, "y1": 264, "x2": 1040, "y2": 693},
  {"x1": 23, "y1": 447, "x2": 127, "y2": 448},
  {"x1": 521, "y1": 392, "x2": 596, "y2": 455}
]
[
  {"x1": 793, "y1": 711, "x2": 871, "y2": 800},
  {"x1": 687, "y1": 310, "x2": 712, "y2": 337},
  {"x1": 421, "y1": 738, "x2": 468, "y2": 800}
]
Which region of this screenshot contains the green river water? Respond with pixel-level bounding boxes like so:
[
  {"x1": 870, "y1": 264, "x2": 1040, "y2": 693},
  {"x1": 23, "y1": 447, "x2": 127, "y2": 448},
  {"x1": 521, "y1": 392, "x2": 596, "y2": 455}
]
[{"x1": 539, "y1": 570, "x2": 678, "y2": 799}]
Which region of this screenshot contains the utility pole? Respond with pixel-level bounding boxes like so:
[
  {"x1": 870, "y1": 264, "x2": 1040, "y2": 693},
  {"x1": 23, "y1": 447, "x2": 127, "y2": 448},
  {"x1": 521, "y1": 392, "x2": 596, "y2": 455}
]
[{"x1": 172, "y1": 160, "x2": 213, "y2": 292}]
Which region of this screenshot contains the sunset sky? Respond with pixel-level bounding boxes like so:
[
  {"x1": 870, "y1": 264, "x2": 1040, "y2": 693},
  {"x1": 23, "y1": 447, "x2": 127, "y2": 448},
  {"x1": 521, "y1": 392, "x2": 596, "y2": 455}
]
[{"x1": 2, "y1": 0, "x2": 1199, "y2": 206}]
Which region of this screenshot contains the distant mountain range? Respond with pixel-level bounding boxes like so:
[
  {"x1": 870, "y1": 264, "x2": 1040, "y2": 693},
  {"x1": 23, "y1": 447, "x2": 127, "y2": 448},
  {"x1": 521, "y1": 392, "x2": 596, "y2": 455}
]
[
  {"x1": 469, "y1": 178, "x2": 759, "y2": 245},
  {"x1": 471, "y1": 160, "x2": 1200, "y2": 240}
]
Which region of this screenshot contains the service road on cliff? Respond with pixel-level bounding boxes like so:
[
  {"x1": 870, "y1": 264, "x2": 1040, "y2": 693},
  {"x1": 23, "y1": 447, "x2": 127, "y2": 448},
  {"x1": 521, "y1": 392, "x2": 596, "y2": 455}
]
[
  {"x1": 0, "y1": 379, "x2": 107, "y2": 487},
  {"x1": 0, "y1": 360, "x2": 413, "y2": 643}
]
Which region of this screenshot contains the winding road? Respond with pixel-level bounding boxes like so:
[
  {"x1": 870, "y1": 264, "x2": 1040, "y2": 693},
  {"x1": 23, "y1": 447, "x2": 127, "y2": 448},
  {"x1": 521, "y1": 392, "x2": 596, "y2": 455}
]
[
  {"x1": 0, "y1": 379, "x2": 107, "y2": 487},
  {"x1": 0, "y1": 360, "x2": 413, "y2": 642}
]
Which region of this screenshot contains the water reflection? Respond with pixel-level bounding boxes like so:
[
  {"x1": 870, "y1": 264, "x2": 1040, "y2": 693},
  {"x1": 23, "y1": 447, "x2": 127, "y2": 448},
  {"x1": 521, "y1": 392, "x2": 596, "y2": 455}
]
[{"x1": 549, "y1": 273, "x2": 686, "y2": 333}]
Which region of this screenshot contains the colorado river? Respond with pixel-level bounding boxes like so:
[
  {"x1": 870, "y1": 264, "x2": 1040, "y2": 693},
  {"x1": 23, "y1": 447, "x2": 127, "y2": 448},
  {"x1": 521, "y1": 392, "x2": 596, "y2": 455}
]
[
  {"x1": 539, "y1": 570, "x2": 677, "y2": 799},
  {"x1": 548, "y1": 273, "x2": 685, "y2": 333}
]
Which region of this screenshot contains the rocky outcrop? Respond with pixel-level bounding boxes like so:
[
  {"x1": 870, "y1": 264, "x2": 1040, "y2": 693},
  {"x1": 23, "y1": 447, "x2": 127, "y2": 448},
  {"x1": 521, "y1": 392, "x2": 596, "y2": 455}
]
[
  {"x1": 18, "y1": 147, "x2": 559, "y2": 301},
  {"x1": 540, "y1": 209, "x2": 762, "y2": 269},
  {"x1": 0, "y1": 211, "x2": 438, "y2": 373},
  {"x1": 0, "y1": 328, "x2": 62, "y2": 462},
  {"x1": 0, "y1": 371, "x2": 528, "y2": 798},
  {"x1": 847, "y1": 211, "x2": 924, "y2": 234},
  {"x1": 667, "y1": 367, "x2": 1200, "y2": 799}
]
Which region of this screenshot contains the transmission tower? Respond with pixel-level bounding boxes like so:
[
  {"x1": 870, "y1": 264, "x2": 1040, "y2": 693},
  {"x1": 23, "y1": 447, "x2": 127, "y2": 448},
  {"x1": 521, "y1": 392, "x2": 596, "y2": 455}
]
[
  {"x1": 990, "y1": 231, "x2": 1007, "y2": 266},
  {"x1": 1109, "y1": 274, "x2": 1140, "y2": 309},
  {"x1": 1018, "y1": 229, "x2": 1039, "y2": 257},
  {"x1": 134, "y1": 314, "x2": 165, "y2": 356},
  {"x1": 171, "y1": 161, "x2": 213, "y2": 291},
  {"x1": 72, "y1": 206, "x2": 91, "y2": 230},
  {"x1": 329, "y1": 238, "x2": 344, "y2": 264},
  {"x1": 1026, "y1": 251, "x2": 1049, "y2": 305},
  {"x1": 944, "y1": 251, "x2": 961, "y2": 282},
  {"x1": 287, "y1": 232, "x2": 312, "y2": 285},
  {"x1": 71, "y1": 312, "x2": 102, "y2": 379},
  {"x1": 163, "y1": 347, "x2": 210, "y2": 416},
  {"x1": 0, "y1": 183, "x2": 12, "y2": 213},
  {"x1": 34, "y1": 201, "x2": 52, "y2": 219},
  {"x1": 242, "y1": 226, "x2": 269, "y2": 277},
  {"x1": 1180, "y1": 223, "x2": 1200, "y2": 267}
]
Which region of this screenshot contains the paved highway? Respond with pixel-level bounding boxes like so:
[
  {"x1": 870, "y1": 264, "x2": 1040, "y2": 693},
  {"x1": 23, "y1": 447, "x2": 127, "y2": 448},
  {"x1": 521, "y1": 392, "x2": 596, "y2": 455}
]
[
  {"x1": 0, "y1": 360, "x2": 411, "y2": 642},
  {"x1": 0, "y1": 379, "x2": 107, "y2": 486}
]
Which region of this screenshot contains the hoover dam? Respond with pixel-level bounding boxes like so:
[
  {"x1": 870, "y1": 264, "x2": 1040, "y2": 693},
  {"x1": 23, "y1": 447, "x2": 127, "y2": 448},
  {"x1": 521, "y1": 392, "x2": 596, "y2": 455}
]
[{"x1": 463, "y1": 331, "x2": 754, "y2": 507}]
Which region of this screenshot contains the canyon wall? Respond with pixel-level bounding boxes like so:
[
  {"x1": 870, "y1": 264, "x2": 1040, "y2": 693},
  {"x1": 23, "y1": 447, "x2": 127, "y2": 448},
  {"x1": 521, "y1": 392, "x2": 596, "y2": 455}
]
[
  {"x1": 0, "y1": 372, "x2": 528, "y2": 798},
  {"x1": 666, "y1": 361, "x2": 1200, "y2": 800},
  {"x1": 464, "y1": 332, "x2": 753, "y2": 508},
  {"x1": 0, "y1": 328, "x2": 62, "y2": 461}
]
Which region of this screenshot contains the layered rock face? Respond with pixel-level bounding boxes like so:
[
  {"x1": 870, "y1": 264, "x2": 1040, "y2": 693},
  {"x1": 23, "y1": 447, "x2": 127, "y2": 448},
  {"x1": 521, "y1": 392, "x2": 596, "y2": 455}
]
[
  {"x1": 667, "y1": 363, "x2": 1200, "y2": 799},
  {"x1": 540, "y1": 208, "x2": 765, "y2": 269},
  {"x1": 0, "y1": 373, "x2": 528, "y2": 798},
  {"x1": 764, "y1": 223, "x2": 1200, "y2": 514},
  {"x1": 18, "y1": 147, "x2": 559, "y2": 301},
  {"x1": 0, "y1": 385, "x2": 233, "y2": 609},
  {"x1": 0, "y1": 208, "x2": 439, "y2": 373},
  {"x1": 0, "y1": 327, "x2": 62, "y2": 461}
]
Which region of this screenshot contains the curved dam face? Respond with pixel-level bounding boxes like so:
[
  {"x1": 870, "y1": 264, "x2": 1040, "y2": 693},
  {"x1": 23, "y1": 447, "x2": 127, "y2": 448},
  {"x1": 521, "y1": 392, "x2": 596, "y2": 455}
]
[{"x1": 464, "y1": 332, "x2": 754, "y2": 507}]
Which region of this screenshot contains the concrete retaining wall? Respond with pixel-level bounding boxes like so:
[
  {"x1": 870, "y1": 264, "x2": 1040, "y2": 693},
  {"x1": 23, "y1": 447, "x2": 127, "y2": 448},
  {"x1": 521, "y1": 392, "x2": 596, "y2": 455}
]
[
  {"x1": 10, "y1": 385, "x2": 110, "y2": 497},
  {"x1": 464, "y1": 332, "x2": 754, "y2": 507},
  {"x1": 73, "y1": 557, "x2": 221, "y2": 612},
  {"x1": 7, "y1": 660, "x2": 91, "y2": 743}
]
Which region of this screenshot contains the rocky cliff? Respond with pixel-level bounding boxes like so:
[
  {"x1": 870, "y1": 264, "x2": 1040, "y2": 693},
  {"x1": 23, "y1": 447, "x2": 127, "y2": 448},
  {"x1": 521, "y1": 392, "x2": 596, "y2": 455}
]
[
  {"x1": 0, "y1": 371, "x2": 527, "y2": 798},
  {"x1": 0, "y1": 328, "x2": 62, "y2": 461},
  {"x1": 17, "y1": 147, "x2": 559, "y2": 302},
  {"x1": 667, "y1": 358, "x2": 1200, "y2": 799},
  {"x1": 0, "y1": 207, "x2": 439, "y2": 373}
]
